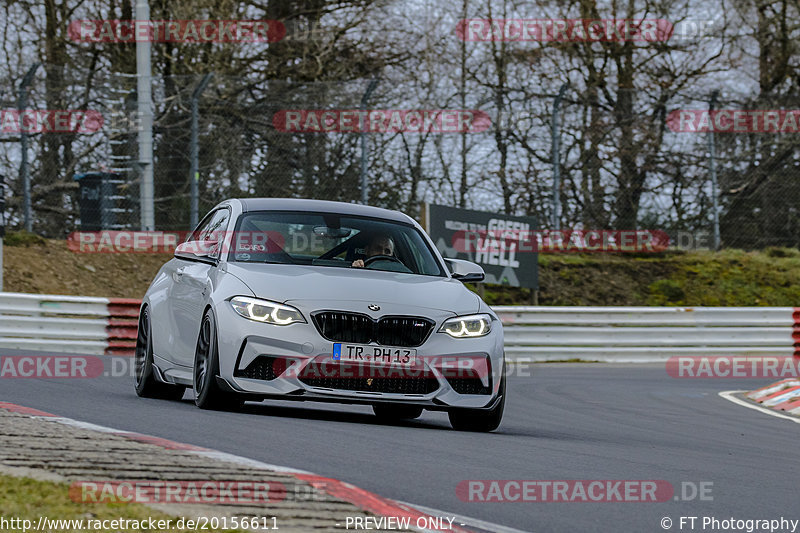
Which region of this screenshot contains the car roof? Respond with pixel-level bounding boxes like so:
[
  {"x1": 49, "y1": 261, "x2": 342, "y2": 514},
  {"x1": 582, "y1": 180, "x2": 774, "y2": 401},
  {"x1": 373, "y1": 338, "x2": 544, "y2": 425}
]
[{"x1": 235, "y1": 198, "x2": 414, "y2": 224}]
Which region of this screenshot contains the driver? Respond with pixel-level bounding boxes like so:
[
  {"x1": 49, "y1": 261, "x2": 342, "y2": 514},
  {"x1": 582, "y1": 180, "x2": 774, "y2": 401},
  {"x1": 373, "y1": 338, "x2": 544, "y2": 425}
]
[{"x1": 352, "y1": 234, "x2": 395, "y2": 268}]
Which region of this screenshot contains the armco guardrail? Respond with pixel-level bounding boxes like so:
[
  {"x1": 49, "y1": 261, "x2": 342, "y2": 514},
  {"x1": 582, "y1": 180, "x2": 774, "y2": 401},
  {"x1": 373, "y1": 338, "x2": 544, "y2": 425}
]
[
  {"x1": 0, "y1": 292, "x2": 139, "y2": 355},
  {"x1": 495, "y1": 306, "x2": 800, "y2": 362},
  {"x1": 1, "y1": 293, "x2": 798, "y2": 362}
]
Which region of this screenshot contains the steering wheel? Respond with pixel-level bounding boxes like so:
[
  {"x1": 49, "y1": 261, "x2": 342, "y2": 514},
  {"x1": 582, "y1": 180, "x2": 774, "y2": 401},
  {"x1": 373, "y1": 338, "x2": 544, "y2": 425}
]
[{"x1": 364, "y1": 255, "x2": 404, "y2": 267}]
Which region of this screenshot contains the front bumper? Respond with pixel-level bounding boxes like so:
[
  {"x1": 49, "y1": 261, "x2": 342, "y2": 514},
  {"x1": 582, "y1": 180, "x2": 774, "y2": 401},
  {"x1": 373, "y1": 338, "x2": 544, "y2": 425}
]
[{"x1": 214, "y1": 300, "x2": 505, "y2": 409}]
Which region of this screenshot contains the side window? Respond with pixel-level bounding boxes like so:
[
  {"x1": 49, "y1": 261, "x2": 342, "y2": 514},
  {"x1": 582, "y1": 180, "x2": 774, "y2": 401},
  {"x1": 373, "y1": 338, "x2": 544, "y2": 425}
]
[
  {"x1": 188, "y1": 209, "x2": 230, "y2": 259},
  {"x1": 199, "y1": 209, "x2": 230, "y2": 242},
  {"x1": 400, "y1": 231, "x2": 441, "y2": 275},
  {"x1": 190, "y1": 209, "x2": 230, "y2": 242},
  {"x1": 189, "y1": 212, "x2": 213, "y2": 242}
]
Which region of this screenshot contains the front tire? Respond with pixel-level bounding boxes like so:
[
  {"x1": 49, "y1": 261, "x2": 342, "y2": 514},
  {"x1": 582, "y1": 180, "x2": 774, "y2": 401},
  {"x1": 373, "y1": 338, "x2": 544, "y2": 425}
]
[
  {"x1": 193, "y1": 309, "x2": 242, "y2": 410},
  {"x1": 134, "y1": 306, "x2": 186, "y2": 400},
  {"x1": 448, "y1": 372, "x2": 506, "y2": 432}
]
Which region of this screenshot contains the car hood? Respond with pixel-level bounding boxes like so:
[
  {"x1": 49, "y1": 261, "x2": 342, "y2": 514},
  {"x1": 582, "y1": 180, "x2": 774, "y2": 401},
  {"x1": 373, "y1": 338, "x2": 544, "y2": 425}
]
[{"x1": 224, "y1": 262, "x2": 479, "y2": 314}]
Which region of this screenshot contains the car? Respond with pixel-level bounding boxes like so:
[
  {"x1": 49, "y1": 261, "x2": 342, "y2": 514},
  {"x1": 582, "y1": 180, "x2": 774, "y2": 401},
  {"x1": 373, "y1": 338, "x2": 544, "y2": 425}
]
[{"x1": 134, "y1": 198, "x2": 506, "y2": 431}]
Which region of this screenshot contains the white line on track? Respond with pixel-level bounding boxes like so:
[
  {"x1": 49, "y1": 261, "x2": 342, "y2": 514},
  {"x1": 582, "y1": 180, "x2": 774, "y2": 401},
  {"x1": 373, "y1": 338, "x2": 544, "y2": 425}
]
[
  {"x1": 44, "y1": 417, "x2": 126, "y2": 433},
  {"x1": 191, "y1": 449, "x2": 312, "y2": 474},
  {"x1": 718, "y1": 390, "x2": 800, "y2": 425}
]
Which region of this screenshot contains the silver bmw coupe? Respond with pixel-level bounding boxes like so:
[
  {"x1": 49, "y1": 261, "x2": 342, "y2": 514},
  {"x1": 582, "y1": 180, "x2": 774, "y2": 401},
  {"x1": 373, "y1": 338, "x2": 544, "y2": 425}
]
[{"x1": 135, "y1": 198, "x2": 505, "y2": 431}]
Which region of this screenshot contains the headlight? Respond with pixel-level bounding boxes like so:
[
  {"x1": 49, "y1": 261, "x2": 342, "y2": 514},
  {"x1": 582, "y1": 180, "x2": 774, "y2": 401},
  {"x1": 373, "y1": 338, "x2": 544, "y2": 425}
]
[
  {"x1": 439, "y1": 313, "x2": 492, "y2": 338},
  {"x1": 229, "y1": 296, "x2": 306, "y2": 325}
]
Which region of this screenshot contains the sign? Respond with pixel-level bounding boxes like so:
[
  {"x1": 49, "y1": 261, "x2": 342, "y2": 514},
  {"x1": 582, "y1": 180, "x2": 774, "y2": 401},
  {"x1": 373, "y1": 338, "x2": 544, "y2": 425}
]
[{"x1": 423, "y1": 203, "x2": 538, "y2": 289}]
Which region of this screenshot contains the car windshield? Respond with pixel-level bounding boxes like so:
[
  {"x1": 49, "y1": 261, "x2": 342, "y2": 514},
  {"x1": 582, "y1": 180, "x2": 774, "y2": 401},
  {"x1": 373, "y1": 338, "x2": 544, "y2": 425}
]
[{"x1": 228, "y1": 211, "x2": 446, "y2": 277}]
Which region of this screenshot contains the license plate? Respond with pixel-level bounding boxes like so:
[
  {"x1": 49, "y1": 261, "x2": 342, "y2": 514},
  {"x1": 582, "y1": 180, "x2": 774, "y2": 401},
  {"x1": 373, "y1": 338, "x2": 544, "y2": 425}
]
[{"x1": 332, "y1": 343, "x2": 416, "y2": 366}]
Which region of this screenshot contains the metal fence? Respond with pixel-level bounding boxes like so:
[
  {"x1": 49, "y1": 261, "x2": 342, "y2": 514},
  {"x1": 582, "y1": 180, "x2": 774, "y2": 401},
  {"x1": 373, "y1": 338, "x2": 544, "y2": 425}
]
[
  {"x1": 1, "y1": 292, "x2": 797, "y2": 362},
  {"x1": 498, "y1": 306, "x2": 800, "y2": 362},
  {"x1": 2, "y1": 64, "x2": 800, "y2": 248}
]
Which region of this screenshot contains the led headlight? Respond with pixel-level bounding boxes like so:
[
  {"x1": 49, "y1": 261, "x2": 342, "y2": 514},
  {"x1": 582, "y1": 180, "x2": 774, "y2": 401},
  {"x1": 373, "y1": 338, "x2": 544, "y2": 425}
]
[
  {"x1": 229, "y1": 296, "x2": 306, "y2": 325},
  {"x1": 439, "y1": 313, "x2": 492, "y2": 338}
]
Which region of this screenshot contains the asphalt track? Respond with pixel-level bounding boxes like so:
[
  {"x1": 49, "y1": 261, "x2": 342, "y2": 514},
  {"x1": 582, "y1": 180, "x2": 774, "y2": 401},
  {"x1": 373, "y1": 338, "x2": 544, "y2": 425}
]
[{"x1": 2, "y1": 352, "x2": 799, "y2": 532}]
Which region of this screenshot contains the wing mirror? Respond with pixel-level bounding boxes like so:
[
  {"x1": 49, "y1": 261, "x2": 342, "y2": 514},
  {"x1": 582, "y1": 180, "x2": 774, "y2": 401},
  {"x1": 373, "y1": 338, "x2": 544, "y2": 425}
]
[
  {"x1": 175, "y1": 240, "x2": 220, "y2": 264},
  {"x1": 444, "y1": 258, "x2": 485, "y2": 283}
]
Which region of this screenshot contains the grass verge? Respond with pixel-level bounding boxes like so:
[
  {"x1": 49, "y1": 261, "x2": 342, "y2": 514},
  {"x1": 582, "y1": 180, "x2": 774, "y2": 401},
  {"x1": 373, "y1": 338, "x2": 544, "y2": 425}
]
[{"x1": 0, "y1": 473, "x2": 243, "y2": 532}]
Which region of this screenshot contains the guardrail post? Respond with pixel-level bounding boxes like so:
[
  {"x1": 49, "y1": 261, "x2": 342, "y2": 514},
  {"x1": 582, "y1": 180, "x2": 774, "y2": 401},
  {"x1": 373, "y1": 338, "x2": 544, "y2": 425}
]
[
  {"x1": 0, "y1": 176, "x2": 4, "y2": 291},
  {"x1": 359, "y1": 78, "x2": 379, "y2": 205},
  {"x1": 551, "y1": 82, "x2": 569, "y2": 231},
  {"x1": 707, "y1": 90, "x2": 721, "y2": 250},
  {"x1": 18, "y1": 63, "x2": 40, "y2": 232},
  {"x1": 190, "y1": 73, "x2": 213, "y2": 230}
]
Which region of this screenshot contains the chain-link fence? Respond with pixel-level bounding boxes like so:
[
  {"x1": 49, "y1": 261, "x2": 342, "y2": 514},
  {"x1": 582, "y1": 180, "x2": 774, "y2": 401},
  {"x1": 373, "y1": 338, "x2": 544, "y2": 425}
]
[{"x1": 1, "y1": 62, "x2": 799, "y2": 248}]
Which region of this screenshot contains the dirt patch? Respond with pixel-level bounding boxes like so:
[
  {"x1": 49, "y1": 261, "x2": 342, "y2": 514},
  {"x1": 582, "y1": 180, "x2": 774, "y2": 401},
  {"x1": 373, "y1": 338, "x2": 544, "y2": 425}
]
[
  {"x1": 3, "y1": 238, "x2": 171, "y2": 298},
  {"x1": 3, "y1": 238, "x2": 799, "y2": 306}
]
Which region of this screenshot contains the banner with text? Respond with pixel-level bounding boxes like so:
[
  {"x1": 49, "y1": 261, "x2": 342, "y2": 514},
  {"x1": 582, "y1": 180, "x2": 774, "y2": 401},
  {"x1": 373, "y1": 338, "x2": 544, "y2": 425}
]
[{"x1": 424, "y1": 203, "x2": 538, "y2": 289}]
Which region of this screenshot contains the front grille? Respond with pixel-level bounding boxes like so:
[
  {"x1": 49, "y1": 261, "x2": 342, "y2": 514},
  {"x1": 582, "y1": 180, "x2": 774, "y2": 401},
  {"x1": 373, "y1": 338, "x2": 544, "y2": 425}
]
[
  {"x1": 235, "y1": 356, "x2": 284, "y2": 381},
  {"x1": 298, "y1": 363, "x2": 440, "y2": 394},
  {"x1": 376, "y1": 316, "x2": 433, "y2": 347},
  {"x1": 313, "y1": 312, "x2": 373, "y2": 344},
  {"x1": 312, "y1": 312, "x2": 434, "y2": 347}
]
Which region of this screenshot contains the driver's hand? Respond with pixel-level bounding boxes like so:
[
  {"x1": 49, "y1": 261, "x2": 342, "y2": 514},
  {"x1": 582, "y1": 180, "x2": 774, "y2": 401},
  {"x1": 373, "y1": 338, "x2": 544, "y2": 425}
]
[{"x1": 352, "y1": 259, "x2": 365, "y2": 268}]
